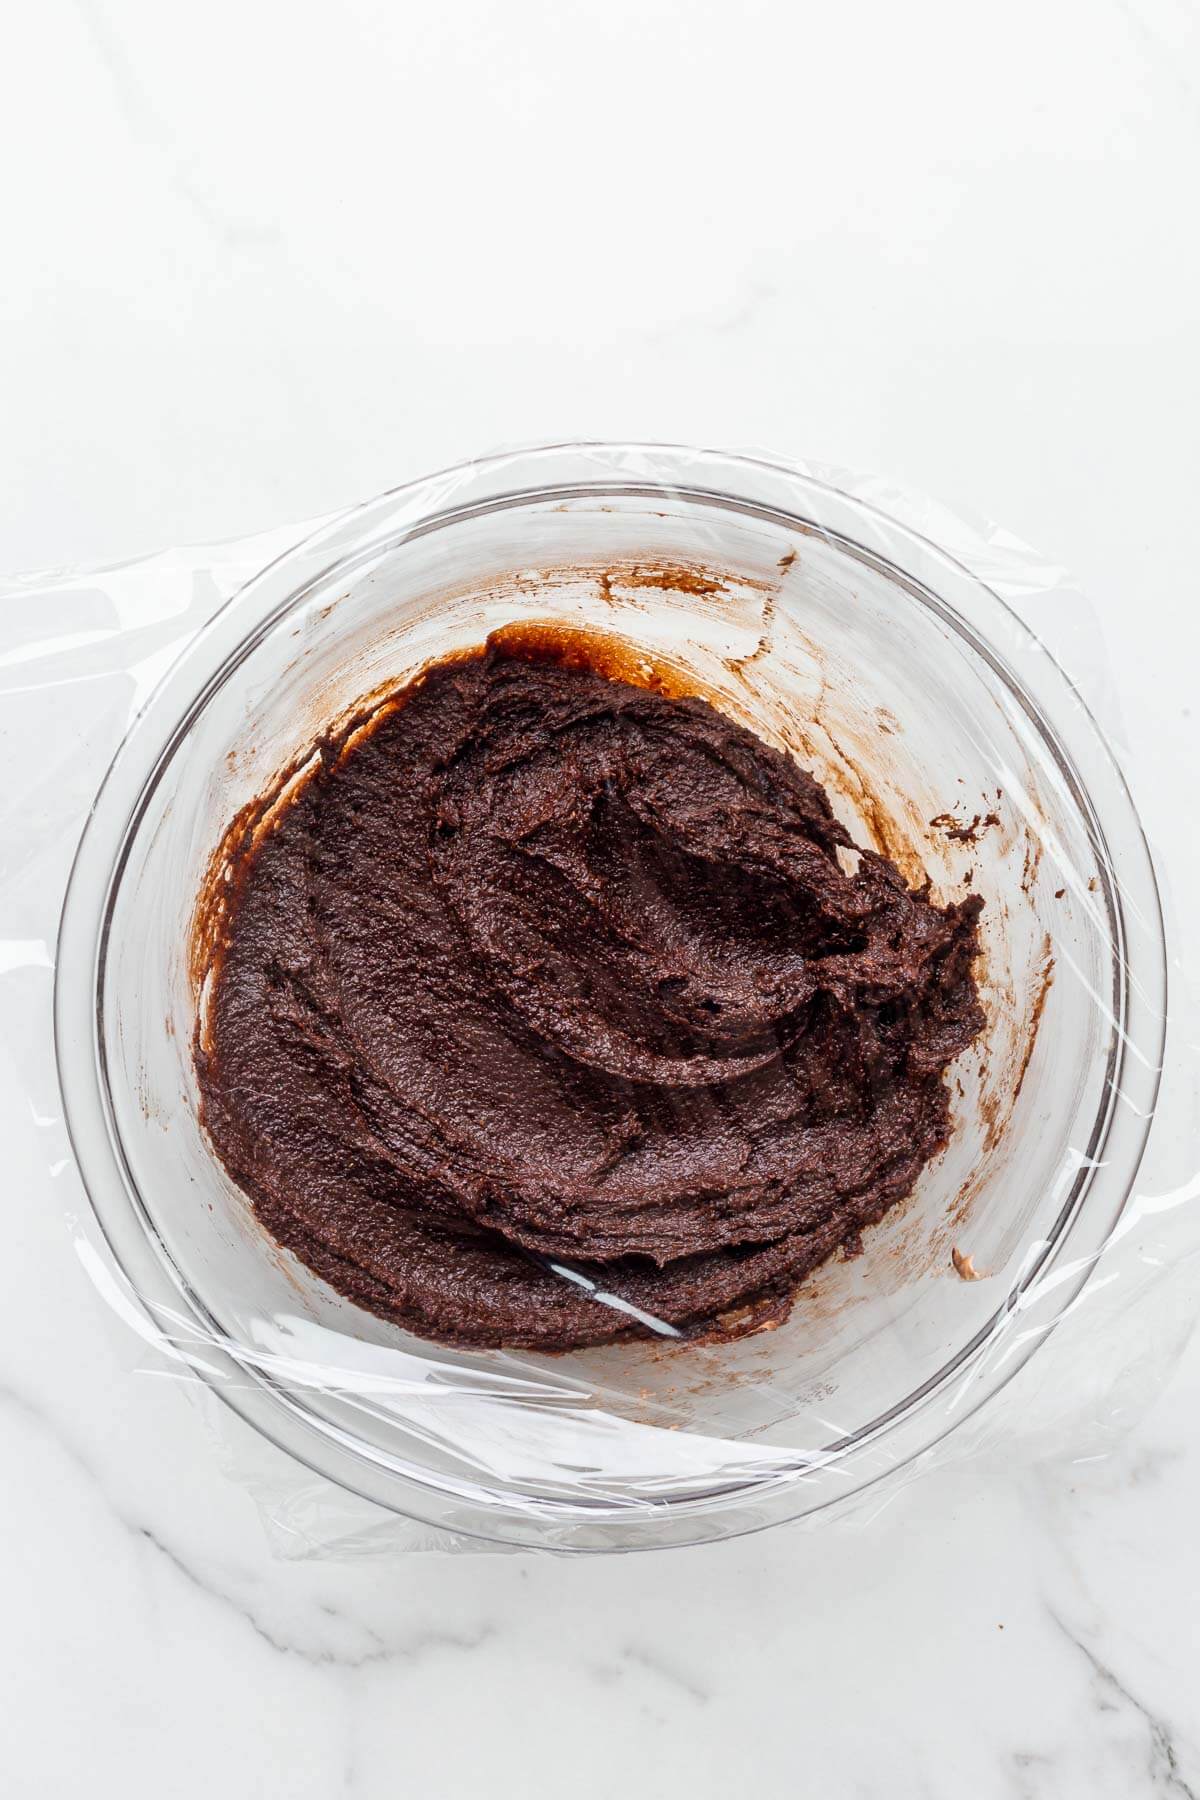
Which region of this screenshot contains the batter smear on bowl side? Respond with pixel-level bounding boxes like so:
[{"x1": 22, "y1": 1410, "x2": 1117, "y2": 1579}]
[{"x1": 195, "y1": 631, "x2": 984, "y2": 1350}]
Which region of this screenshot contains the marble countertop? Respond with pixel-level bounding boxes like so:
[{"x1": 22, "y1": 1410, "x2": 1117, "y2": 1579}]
[{"x1": 3, "y1": 1, "x2": 1199, "y2": 1794}]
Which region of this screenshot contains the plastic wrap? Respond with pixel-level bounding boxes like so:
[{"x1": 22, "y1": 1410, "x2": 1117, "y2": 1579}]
[{"x1": 6, "y1": 443, "x2": 1196, "y2": 1555}]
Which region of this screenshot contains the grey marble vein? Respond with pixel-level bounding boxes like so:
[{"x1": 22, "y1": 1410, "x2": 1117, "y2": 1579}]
[
  {"x1": 70, "y1": 0, "x2": 282, "y2": 248},
  {"x1": 707, "y1": 274, "x2": 779, "y2": 338},
  {"x1": 1049, "y1": 1609, "x2": 1198, "y2": 1799},
  {"x1": 1109, "y1": 0, "x2": 1200, "y2": 125},
  {"x1": 135, "y1": 1521, "x2": 494, "y2": 1669},
  {"x1": 0, "y1": 1376, "x2": 110, "y2": 1494},
  {"x1": 1010, "y1": 1749, "x2": 1058, "y2": 1800},
  {"x1": 1, "y1": 1376, "x2": 494, "y2": 1673},
  {"x1": 621, "y1": 1644, "x2": 711, "y2": 1706},
  {"x1": 582, "y1": 1644, "x2": 710, "y2": 1706}
]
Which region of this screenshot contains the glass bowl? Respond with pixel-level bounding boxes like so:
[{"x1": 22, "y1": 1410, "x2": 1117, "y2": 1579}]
[{"x1": 54, "y1": 444, "x2": 1166, "y2": 1551}]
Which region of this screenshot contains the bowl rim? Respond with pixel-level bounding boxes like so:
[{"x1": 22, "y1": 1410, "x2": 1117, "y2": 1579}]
[{"x1": 53, "y1": 441, "x2": 1168, "y2": 1550}]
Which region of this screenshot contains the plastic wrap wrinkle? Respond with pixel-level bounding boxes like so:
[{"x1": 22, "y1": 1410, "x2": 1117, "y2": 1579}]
[{"x1": 3, "y1": 442, "x2": 1189, "y2": 1555}]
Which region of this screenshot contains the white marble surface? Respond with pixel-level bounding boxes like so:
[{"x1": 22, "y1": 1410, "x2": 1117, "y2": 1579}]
[{"x1": 3, "y1": 1, "x2": 1200, "y2": 1794}]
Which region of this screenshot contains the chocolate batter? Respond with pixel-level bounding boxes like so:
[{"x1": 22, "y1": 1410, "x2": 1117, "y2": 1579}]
[{"x1": 196, "y1": 634, "x2": 983, "y2": 1350}]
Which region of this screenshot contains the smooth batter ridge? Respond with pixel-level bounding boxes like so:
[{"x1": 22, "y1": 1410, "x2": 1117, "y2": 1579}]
[{"x1": 196, "y1": 636, "x2": 984, "y2": 1350}]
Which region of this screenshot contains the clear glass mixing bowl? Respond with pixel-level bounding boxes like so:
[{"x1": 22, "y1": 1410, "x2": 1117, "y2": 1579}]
[{"x1": 54, "y1": 444, "x2": 1166, "y2": 1551}]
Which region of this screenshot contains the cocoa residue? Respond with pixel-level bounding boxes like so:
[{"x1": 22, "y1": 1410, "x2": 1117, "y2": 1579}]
[{"x1": 930, "y1": 809, "x2": 1001, "y2": 845}]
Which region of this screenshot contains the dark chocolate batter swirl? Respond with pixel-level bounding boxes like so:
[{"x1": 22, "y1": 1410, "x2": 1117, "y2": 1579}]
[{"x1": 197, "y1": 638, "x2": 983, "y2": 1350}]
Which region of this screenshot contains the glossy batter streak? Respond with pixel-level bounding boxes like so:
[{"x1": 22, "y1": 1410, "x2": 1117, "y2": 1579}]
[{"x1": 197, "y1": 641, "x2": 984, "y2": 1350}]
